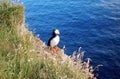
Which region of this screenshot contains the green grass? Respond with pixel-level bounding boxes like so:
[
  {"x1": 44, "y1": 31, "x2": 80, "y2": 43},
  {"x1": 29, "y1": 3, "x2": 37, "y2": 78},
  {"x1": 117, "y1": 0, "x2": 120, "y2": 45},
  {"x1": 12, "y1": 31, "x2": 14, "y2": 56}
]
[{"x1": 0, "y1": 0, "x2": 95, "y2": 79}]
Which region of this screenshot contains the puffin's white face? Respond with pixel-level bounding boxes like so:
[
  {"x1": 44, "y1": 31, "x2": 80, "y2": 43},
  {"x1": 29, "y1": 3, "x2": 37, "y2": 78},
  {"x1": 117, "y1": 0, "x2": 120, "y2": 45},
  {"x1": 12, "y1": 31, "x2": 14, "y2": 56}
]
[{"x1": 54, "y1": 29, "x2": 60, "y2": 35}]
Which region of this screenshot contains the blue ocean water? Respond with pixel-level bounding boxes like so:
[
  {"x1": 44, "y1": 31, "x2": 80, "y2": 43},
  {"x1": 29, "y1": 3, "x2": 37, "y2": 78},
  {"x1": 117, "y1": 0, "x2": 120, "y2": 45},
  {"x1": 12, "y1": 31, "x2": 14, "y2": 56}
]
[{"x1": 21, "y1": 0, "x2": 120, "y2": 79}]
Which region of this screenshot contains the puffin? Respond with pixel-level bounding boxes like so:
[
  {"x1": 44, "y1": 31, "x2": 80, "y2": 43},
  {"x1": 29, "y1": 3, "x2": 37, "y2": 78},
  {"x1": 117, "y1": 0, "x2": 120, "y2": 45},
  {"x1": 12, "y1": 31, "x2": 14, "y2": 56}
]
[{"x1": 47, "y1": 29, "x2": 60, "y2": 52}]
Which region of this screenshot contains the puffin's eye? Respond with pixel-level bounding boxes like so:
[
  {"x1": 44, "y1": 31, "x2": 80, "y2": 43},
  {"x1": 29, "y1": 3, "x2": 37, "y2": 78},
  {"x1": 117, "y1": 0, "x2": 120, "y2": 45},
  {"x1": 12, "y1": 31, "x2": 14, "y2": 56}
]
[{"x1": 54, "y1": 29, "x2": 60, "y2": 34}]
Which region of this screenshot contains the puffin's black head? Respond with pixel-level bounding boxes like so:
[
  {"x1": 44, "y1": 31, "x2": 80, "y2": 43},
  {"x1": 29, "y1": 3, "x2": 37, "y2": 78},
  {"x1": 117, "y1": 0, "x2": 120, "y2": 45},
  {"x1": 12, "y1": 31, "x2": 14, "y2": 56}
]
[{"x1": 52, "y1": 29, "x2": 60, "y2": 36}]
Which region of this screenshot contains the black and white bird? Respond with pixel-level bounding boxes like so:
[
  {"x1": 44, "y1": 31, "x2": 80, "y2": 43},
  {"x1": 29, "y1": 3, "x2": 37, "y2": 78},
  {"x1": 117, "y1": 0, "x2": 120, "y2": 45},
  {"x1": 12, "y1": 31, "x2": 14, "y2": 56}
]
[{"x1": 47, "y1": 29, "x2": 60, "y2": 48}]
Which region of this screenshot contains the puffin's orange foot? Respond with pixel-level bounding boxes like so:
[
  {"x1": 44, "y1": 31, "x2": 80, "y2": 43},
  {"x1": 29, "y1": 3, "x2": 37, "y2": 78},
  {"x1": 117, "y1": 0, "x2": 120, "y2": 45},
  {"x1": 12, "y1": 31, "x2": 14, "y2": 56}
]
[{"x1": 52, "y1": 46, "x2": 61, "y2": 53}]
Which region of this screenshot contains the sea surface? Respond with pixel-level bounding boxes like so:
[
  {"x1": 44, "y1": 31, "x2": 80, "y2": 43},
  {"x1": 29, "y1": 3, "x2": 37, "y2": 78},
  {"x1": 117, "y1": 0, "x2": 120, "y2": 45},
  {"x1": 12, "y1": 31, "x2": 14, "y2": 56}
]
[{"x1": 20, "y1": 0, "x2": 120, "y2": 79}]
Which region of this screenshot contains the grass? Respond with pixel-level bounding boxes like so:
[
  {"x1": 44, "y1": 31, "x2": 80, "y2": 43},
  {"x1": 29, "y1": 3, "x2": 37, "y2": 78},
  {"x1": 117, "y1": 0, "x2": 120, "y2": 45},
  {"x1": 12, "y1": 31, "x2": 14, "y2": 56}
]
[{"x1": 0, "y1": 0, "x2": 97, "y2": 79}]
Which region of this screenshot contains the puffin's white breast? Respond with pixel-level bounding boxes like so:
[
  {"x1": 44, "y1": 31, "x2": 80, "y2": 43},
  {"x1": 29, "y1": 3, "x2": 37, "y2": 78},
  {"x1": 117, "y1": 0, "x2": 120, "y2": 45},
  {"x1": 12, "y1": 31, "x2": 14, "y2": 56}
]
[{"x1": 50, "y1": 35, "x2": 60, "y2": 47}]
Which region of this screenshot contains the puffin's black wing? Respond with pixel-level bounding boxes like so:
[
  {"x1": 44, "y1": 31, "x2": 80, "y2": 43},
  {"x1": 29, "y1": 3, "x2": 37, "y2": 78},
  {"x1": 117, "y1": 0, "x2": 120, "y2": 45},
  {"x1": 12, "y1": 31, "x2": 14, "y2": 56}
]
[
  {"x1": 47, "y1": 36, "x2": 54, "y2": 46},
  {"x1": 47, "y1": 30, "x2": 56, "y2": 46}
]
